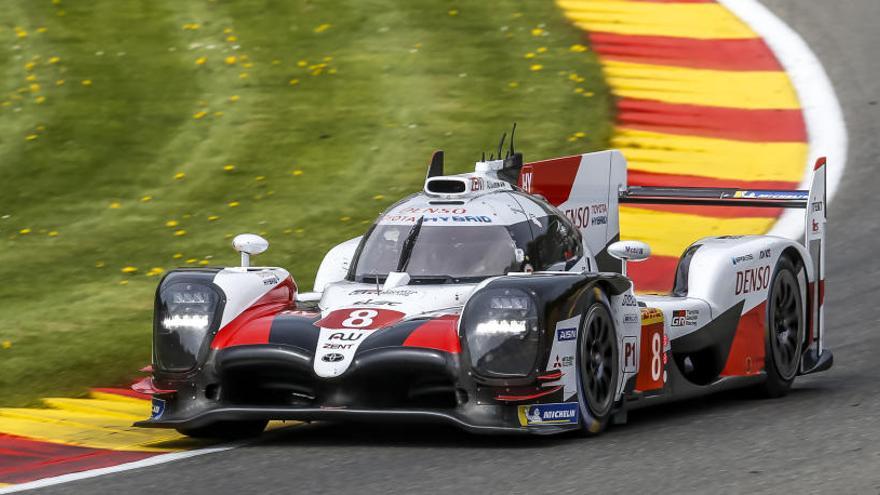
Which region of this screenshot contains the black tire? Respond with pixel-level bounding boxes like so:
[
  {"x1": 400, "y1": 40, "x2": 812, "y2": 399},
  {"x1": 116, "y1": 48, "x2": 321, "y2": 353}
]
[
  {"x1": 176, "y1": 420, "x2": 268, "y2": 440},
  {"x1": 756, "y1": 256, "x2": 804, "y2": 398},
  {"x1": 576, "y1": 287, "x2": 620, "y2": 436}
]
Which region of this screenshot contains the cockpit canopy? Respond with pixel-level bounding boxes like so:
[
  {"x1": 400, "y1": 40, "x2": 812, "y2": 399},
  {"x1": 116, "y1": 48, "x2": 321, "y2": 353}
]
[{"x1": 349, "y1": 190, "x2": 584, "y2": 284}]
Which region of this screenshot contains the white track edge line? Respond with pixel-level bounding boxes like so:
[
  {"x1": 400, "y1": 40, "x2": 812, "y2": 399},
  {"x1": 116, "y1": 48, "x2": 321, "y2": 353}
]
[
  {"x1": 718, "y1": 0, "x2": 848, "y2": 240},
  {"x1": 0, "y1": 444, "x2": 236, "y2": 494}
]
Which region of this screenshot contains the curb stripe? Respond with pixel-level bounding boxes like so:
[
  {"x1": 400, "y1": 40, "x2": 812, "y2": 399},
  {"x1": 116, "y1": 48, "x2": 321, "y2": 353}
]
[
  {"x1": 558, "y1": 1, "x2": 756, "y2": 39},
  {"x1": 589, "y1": 32, "x2": 781, "y2": 71},
  {"x1": 603, "y1": 60, "x2": 800, "y2": 109},
  {"x1": 612, "y1": 128, "x2": 807, "y2": 182},
  {"x1": 617, "y1": 98, "x2": 806, "y2": 142}
]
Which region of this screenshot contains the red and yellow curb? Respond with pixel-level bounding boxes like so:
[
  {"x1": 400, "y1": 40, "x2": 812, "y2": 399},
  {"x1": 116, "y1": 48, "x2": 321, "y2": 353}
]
[{"x1": 556, "y1": 0, "x2": 810, "y2": 291}]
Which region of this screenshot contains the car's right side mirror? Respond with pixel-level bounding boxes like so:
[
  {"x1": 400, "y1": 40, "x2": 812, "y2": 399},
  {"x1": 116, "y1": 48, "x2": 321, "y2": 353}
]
[{"x1": 607, "y1": 240, "x2": 651, "y2": 276}]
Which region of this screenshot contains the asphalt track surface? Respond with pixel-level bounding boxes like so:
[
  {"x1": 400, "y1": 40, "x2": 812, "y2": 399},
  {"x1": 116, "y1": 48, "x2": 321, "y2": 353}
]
[{"x1": 43, "y1": 2, "x2": 879, "y2": 494}]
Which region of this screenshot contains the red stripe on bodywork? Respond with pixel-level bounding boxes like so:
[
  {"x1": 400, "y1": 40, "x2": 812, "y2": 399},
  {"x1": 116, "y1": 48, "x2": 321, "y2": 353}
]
[
  {"x1": 617, "y1": 99, "x2": 807, "y2": 142},
  {"x1": 520, "y1": 155, "x2": 582, "y2": 206},
  {"x1": 211, "y1": 277, "x2": 296, "y2": 349},
  {"x1": 496, "y1": 386, "x2": 563, "y2": 402},
  {"x1": 721, "y1": 302, "x2": 767, "y2": 376},
  {"x1": 0, "y1": 434, "x2": 155, "y2": 484},
  {"x1": 403, "y1": 315, "x2": 461, "y2": 354},
  {"x1": 590, "y1": 32, "x2": 781, "y2": 71},
  {"x1": 91, "y1": 387, "x2": 151, "y2": 401}
]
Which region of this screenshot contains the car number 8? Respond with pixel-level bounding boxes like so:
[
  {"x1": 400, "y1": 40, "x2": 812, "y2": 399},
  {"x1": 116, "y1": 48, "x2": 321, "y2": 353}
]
[
  {"x1": 342, "y1": 309, "x2": 378, "y2": 328},
  {"x1": 651, "y1": 332, "x2": 662, "y2": 381}
]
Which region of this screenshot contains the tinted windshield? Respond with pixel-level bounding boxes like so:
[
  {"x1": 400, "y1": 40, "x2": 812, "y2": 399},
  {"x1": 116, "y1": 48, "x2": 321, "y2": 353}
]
[{"x1": 354, "y1": 225, "x2": 520, "y2": 282}]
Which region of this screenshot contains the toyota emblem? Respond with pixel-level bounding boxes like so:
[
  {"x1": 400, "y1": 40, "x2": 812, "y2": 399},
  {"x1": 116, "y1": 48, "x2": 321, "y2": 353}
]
[{"x1": 322, "y1": 353, "x2": 345, "y2": 363}]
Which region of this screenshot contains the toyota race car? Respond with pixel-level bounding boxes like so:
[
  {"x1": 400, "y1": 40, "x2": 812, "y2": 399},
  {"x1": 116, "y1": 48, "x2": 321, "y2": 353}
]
[{"x1": 134, "y1": 134, "x2": 832, "y2": 437}]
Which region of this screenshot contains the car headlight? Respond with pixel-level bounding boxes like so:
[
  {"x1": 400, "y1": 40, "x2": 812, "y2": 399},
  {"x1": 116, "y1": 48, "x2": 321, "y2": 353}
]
[
  {"x1": 154, "y1": 282, "x2": 222, "y2": 372},
  {"x1": 462, "y1": 287, "x2": 540, "y2": 378}
]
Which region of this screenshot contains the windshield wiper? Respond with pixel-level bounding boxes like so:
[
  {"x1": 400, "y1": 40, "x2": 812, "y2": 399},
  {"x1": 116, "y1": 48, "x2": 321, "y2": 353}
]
[{"x1": 396, "y1": 216, "x2": 424, "y2": 272}]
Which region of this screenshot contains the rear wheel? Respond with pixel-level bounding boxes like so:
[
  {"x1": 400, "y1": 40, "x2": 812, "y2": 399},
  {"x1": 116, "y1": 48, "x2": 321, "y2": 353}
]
[
  {"x1": 176, "y1": 420, "x2": 267, "y2": 440},
  {"x1": 757, "y1": 257, "x2": 804, "y2": 398},
  {"x1": 576, "y1": 288, "x2": 619, "y2": 436}
]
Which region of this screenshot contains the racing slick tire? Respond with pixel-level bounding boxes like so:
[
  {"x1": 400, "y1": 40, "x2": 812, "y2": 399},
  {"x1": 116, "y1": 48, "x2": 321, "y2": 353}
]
[
  {"x1": 176, "y1": 420, "x2": 268, "y2": 440},
  {"x1": 575, "y1": 287, "x2": 620, "y2": 436},
  {"x1": 755, "y1": 256, "x2": 805, "y2": 398}
]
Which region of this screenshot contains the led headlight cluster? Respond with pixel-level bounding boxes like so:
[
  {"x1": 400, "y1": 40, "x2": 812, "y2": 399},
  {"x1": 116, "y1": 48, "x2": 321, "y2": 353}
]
[
  {"x1": 154, "y1": 282, "x2": 221, "y2": 372},
  {"x1": 463, "y1": 287, "x2": 540, "y2": 378}
]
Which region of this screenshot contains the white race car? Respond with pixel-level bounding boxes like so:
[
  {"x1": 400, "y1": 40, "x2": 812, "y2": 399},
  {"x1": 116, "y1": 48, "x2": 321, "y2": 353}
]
[{"x1": 135, "y1": 136, "x2": 831, "y2": 437}]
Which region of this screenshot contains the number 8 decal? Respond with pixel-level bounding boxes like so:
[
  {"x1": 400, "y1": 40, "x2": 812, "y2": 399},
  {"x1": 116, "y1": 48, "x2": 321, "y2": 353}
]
[
  {"x1": 650, "y1": 332, "x2": 662, "y2": 382},
  {"x1": 342, "y1": 309, "x2": 378, "y2": 328}
]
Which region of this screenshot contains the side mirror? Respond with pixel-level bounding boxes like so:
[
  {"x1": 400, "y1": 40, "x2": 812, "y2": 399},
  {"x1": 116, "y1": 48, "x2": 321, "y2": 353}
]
[
  {"x1": 232, "y1": 233, "x2": 269, "y2": 268},
  {"x1": 607, "y1": 240, "x2": 651, "y2": 276}
]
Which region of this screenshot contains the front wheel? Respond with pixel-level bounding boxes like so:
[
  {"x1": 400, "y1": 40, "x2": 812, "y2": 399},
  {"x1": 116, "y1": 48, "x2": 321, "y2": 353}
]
[
  {"x1": 176, "y1": 420, "x2": 268, "y2": 440},
  {"x1": 576, "y1": 287, "x2": 619, "y2": 436}
]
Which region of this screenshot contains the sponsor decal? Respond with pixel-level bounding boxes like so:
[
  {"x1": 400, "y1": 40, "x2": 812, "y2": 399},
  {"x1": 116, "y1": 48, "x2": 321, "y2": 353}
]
[
  {"x1": 624, "y1": 245, "x2": 643, "y2": 256},
  {"x1": 259, "y1": 272, "x2": 280, "y2": 285},
  {"x1": 323, "y1": 342, "x2": 356, "y2": 350},
  {"x1": 621, "y1": 294, "x2": 638, "y2": 307},
  {"x1": 520, "y1": 171, "x2": 533, "y2": 193},
  {"x1": 623, "y1": 336, "x2": 637, "y2": 373},
  {"x1": 383, "y1": 215, "x2": 493, "y2": 223},
  {"x1": 349, "y1": 288, "x2": 418, "y2": 296},
  {"x1": 812, "y1": 201, "x2": 824, "y2": 212},
  {"x1": 812, "y1": 219, "x2": 820, "y2": 233},
  {"x1": 400, "y1": 207, "x2": 467, "y2": 215},
  {"x1": 731, "y1": 253, "x2": 754, "y2": 266},
  {"x1": 623, "y1": 313, "x2": 639, "y2": 324},
  {"x1": 552, "y1": 354, "x2": 575, "y2": 368},
  {"x1": 518, "y1": 402, "x2": 579, "y2": 426},
  {"x1": 563, "y1": 203, "x2": 608, "y2": 229},
  {"x1": 352, "y1": 298, "x2": 401, "y2": 307},
  {"x1": 556, "y1": 327, "x2": 577, "y2": 342},
  {"x1": 640, "y1": 307, "x2": 664, "y2": 325},
  {"x1": 735, "y1": 265, "x2": 771, "y2": 295},
  {"x1": 328, "y1": 332, "x2": 364, "y2": 341},
  {"x1": 470, "y1": 176, "x2": 484, "y2": 191},
  {"x1": 759, "y1": 249, "x2": 772, "y2": 259},
  {"x1": 735, "y1": 190, "x2": 808, "y2": 200},
  {"x1": 150, "y1": 398, "x2": 166, "y2": 419},
  {"x1": 671, "y1": 309, "x2": 698, "y2": 327},
  {"x1": 321, "y1": 353, "x2": 345, "y2": 363}
]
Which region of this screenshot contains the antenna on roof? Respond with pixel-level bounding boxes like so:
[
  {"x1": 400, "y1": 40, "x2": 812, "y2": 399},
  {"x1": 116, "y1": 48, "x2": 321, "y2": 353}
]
[
  {"x1": 496, "y1": 132, "x2": 507, "y2": 161},
  {"x1": 509, "y1": 122, "x2": 517, "y2": 155},
  {"x1": 497, "y1": 123, "x2": 523, "y2": 186},
  {"x1": 482, "y1": 151, "x2": 486, "y2": 162}
]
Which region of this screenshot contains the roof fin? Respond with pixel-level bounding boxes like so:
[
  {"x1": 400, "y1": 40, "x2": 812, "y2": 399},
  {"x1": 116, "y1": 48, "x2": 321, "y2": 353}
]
[{"x1": 425, "y1": 150, "x2": 444, "y2": 179}]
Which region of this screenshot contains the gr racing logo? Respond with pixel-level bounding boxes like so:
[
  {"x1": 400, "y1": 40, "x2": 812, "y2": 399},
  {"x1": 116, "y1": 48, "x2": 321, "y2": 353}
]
[{"x1": 518, "y1": 402, "x2": 579, "y2": 426}]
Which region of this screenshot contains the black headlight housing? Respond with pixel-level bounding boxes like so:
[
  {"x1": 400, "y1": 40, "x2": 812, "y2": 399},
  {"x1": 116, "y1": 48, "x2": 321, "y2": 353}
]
[
  {"x1": 153, "y1": 273, "x2": 225, "y2": 373},
  {"x1": 461, "y1": 287, "x2": 541, "y2": 379}
]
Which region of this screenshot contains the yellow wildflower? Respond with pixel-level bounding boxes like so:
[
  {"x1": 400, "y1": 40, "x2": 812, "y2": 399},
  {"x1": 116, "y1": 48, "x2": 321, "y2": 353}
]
[
  {"x1": 35, "y1": 96, "x2": 46, "y2": 104},
  {"x1": 146, "y1": 267, "x2": 165, "y2": 277},
  {"x1": 121, "y1": 266, "x2": 138, "y2": 274},
  {"x1": 95, "y1": 261, "x2": 105, "y2": 268},
  {"x1": 228, "y1": 201, "x2": 240, "y2": 207},
  {"x1": 255, "y1": 176, "x2": 265, "y2": 181},
  {"x1": 226, "y1": 35, "x2": 237, "y2": 42},
  {"x1": 272, "y1": 59, "x2": 281, "y2": 65},
  {"x1": 373, "y1": 194, "x2": 385, "y2": 200},
  {"x1": 109, "y1": 201, "x2": 121, "y2": 209},
  {"x1": 208, "y1": 215, "x2": 220, "y2": 221},
  {"x1": 198, "y1": 260, "x2": 210, "y2": 266},
  {"x1": 340, "y1": 216, "x2": 351, "y2": 222},
  {"x1": 228, "y1": 95, "x2": 240, "y2": 102},
  {"x1": 29, "y1": 83, "x2": 40, "y2": 93},
  {"x1": 141, "y1": 195, "x2": 152, "y2": 202},
  {"x1": 574, "y1": 131, "x2": 586, "y2": 138},
  {"x1": 48, "y1": 231, "x2": 59, "y2": 237},
  {"x1": 297, "y1": 60, "x2": 307, "y2": 67},
  {"x1": 15, "y1": 27, "x2": 27, "y2": 39},
  {"x1": 225, "y1": 55, "x2": 237, "y2": 65},
  {"x1": 186, "y1": 258, "x2": 198, "y2": 264},
  {"x1": 81, "y1": 79, "x2": 92, "y2": 86},
  {"x1": 25, "y1": 61, "x2": 36, "y2": 71},
  {"x1": 56, "y1": 79, "x2": 65, "y2": 86},
  {"x1": 119, "y1": 280, "x2": 129, "y2": 285},
  {"x1": 37, "y1": 27, "x2": 48, "y2": 33},
  {"x1": 165, "y1": 220, "x2": 179, "y2": 227},
  {"x1": 2, "y1": 341, "x2": 11, "y2": 350},
  {"x1": 292, "y1": 169, "x2": 303, "y2": 176},
  {"x1": 195, "y1": 56, "x2": 207, "y2": 65},
  {"x1": 173, "y1": 253, "x2": 184, "y2": 259},
  {"x1": 213, "y1": 111, "x2": 224, "y2": 117},
  {"x1": 223, "y1": 27, "x2": 233, "y2": 34},
  {"x1": 570, "y1": 44, "x2": 588, "y2": 53},
  {"x1": 448, "y1": 9, "x2": 459, "y2": 16},
  {"x1": 49, "y1": 56, "x2": 61, "y2": 64},
  {"x1": 26, "y1": 75, "x2": 37, "y2": 82},
  {"x1": 19, "y1": 228, "x2": 31, "y2": 235},
  {"x1": 508, "y1": 81, "x2": 519, "y2": 89},
  {"x1": 314, "y1": 23, "x2": 332, "y2": 33},
  {"x1": 524, "y1": 53, "x2": 535, "y2": 59},
  {"x1": 530, "y1": 64, "x2": 543, "y2": 72},
  {"x1": 25, "y1": 134, "x2": 38, "y2": 141},
  {"x1": 531, "y1": 28, "x2": 545, "y2": 36},
  {"x1": 239, "y1": 72, "x2": 249, "y2": 79},
  {"x1": 174, "y1": 172, "x2": 186, "y2": 180},
  {"x1": 289, "y1": 78, "x2": 299, "y2": 86},
  {"x1": 193, "y1": 110, "x2": 207, "y2": 119},
  {"x1": 537, "y1": 47, "x2": 548, "y2": 53},
  {"x1": 295, "y1": 228, "x2": 304, "y2": 234},
  {"x1": 224, "y1": 164, "x2": 235, "y2": 171},
  {"x1": 174, "y1": 229, "x2": 187, "y2": 236}
]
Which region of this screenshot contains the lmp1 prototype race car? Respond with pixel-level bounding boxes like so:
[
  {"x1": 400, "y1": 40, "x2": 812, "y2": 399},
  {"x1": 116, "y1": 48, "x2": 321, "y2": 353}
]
[{"x1": 134, "y1": 134, "x2": 832, "y2": 437}]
